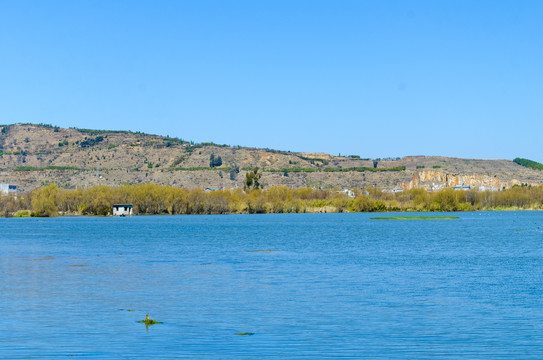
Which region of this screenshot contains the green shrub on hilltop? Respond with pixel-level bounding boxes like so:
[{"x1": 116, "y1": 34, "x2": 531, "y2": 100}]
[
  {"x1": 73, "y1": 127, "x2": 133, "y2": 135},
  {"x1": 514, "y1": 158, "x2": 543, "y2": 171}
]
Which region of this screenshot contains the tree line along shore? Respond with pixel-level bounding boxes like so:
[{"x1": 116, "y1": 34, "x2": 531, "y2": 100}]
[{"x1": 1, "y1": 183, "x2": 543, "y2": 217}]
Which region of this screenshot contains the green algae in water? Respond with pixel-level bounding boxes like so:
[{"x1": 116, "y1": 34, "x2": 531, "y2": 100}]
[
  {"x1": 137, "y1": 313, "x2": 163, "y2": 329},
  {"x1": 371, "y1": 216, "x2": 460, "y2": 220},
  {"x1": 236, "y1": 332, "x2": 255, "y2": 336}
]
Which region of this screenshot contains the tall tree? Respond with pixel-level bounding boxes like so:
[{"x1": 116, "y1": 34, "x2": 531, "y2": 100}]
[{"x1": 244, "y1": 167, "x2": 263, "y2": 191}]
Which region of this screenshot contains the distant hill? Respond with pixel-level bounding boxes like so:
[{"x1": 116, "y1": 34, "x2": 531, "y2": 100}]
[{"x1": 0, "y1": 123, "x2": 542, "y2": 192}]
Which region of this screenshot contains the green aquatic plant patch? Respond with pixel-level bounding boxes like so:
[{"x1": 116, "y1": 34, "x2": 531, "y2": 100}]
[
  {"x1": 371, "y1": 216, "x2": 460, "y2": 220},
  {"x1": 137, "y1": 313, "x2": 163, "y2": 329},
  {"x1": 236, "y1": 332, "x2": 255, "y2": 336}
]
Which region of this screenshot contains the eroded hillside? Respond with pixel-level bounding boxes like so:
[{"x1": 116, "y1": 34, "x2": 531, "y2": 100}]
[{"x1": 0, "y1": 124, "x2": 541, "y2": 192}]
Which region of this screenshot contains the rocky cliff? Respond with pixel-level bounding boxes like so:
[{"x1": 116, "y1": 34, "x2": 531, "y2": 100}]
[{"x1": 401, "y1": 170, "x2": 507, "y2": 191}]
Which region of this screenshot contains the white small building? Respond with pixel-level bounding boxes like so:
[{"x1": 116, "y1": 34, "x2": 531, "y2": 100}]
[
  {"x1": 432, "y1": 183, "x2": 444, "y2": 192},
  {"x1": 204, "y1": 187, "x2": 222, "y2": 192},
  {"x1": 479, "y1": 185, "x2": 499, "y2": 192},
  {"x1": 0, "y1": 184, "x2": 17, "y2": 195},
  {"x1": 112, "y1": 204, "x2": 133, "y2": 216},
  {"x1": 338, "y1": 189, "x2": 356, "y2": 198},
  {"x1": 392, "y1": 187, "x2": 403, "y2": 193}
]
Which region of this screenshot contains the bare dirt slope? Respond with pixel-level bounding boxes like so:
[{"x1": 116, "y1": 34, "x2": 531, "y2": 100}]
[{"x1": 0, "y1": 124, "x2": 541, "y2": 192}]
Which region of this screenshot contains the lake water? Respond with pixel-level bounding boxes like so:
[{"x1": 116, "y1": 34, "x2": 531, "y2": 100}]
[{"x1": 2, "y1": 212, "x2": 543, "y2": 359}]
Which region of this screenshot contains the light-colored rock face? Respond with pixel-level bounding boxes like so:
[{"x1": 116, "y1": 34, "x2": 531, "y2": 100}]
[{"x1": 402, "y1": 170, "x2": 509, "y2": 190}]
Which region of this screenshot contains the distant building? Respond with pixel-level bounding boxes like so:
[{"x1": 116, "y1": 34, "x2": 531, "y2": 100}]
[
  {"x1": 392, "y1": 187, "x2": 403, "y2": 193},
  {"x1": 432, "y1": 184, "x2": 444, "y2": 192},
  {"x1": 478, "y1": 185, "x2": 499, "y2": 192},
  {"x1": 204, "y1": 187, "x2": 222, "y2": 192},
  {"x1": 112, "y1": 204, "x2": 133, "y2": 216},
  {"x1": 338, "y1": 189, "x2": 355, "y2": 198},
  {"x1": 452, "y1": 185, "x2": 471, "y2": 191},
  {"x1": 0, "y1": 184, "x2": 17, "y2": 195}
]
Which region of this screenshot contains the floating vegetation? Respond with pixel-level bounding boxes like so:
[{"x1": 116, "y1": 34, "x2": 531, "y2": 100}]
[
  {"x1": 371, "y1": 216, "x2": 459, "y2": 220},
  {"x1": 137, "y1": 313, "x2": 163, "y2": 329},
  {"x1": 236, "y1": 332, "x2": 255, "y2": 336}
]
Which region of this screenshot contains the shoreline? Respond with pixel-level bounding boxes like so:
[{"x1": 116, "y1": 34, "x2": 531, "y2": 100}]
[{"x1": 5, "y1": 207, "x2": 543, "y2": 218}]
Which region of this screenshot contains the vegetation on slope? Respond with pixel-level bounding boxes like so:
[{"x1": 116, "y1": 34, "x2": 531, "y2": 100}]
[
  {"x1": 513, "y1": 158, "x2": 543, "y2": 171},
  {"x1": 14, "y1": 166, "x2": 79, "y2": 171}
]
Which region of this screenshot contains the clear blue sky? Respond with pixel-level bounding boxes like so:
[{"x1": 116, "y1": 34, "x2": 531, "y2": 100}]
[{"x1": 1, "y1": 1, "x2": 541, "y2": 161}]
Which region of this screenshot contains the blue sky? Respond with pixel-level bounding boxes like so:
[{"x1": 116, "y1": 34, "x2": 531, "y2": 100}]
[{"x1": 0, "y1": 1, "x2": 541, "y2": 161}]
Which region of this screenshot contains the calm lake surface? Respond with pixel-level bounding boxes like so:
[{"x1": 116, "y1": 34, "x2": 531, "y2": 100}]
[{"x1": 2, "y1": 212, "x2": 543, "y2": 359}]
